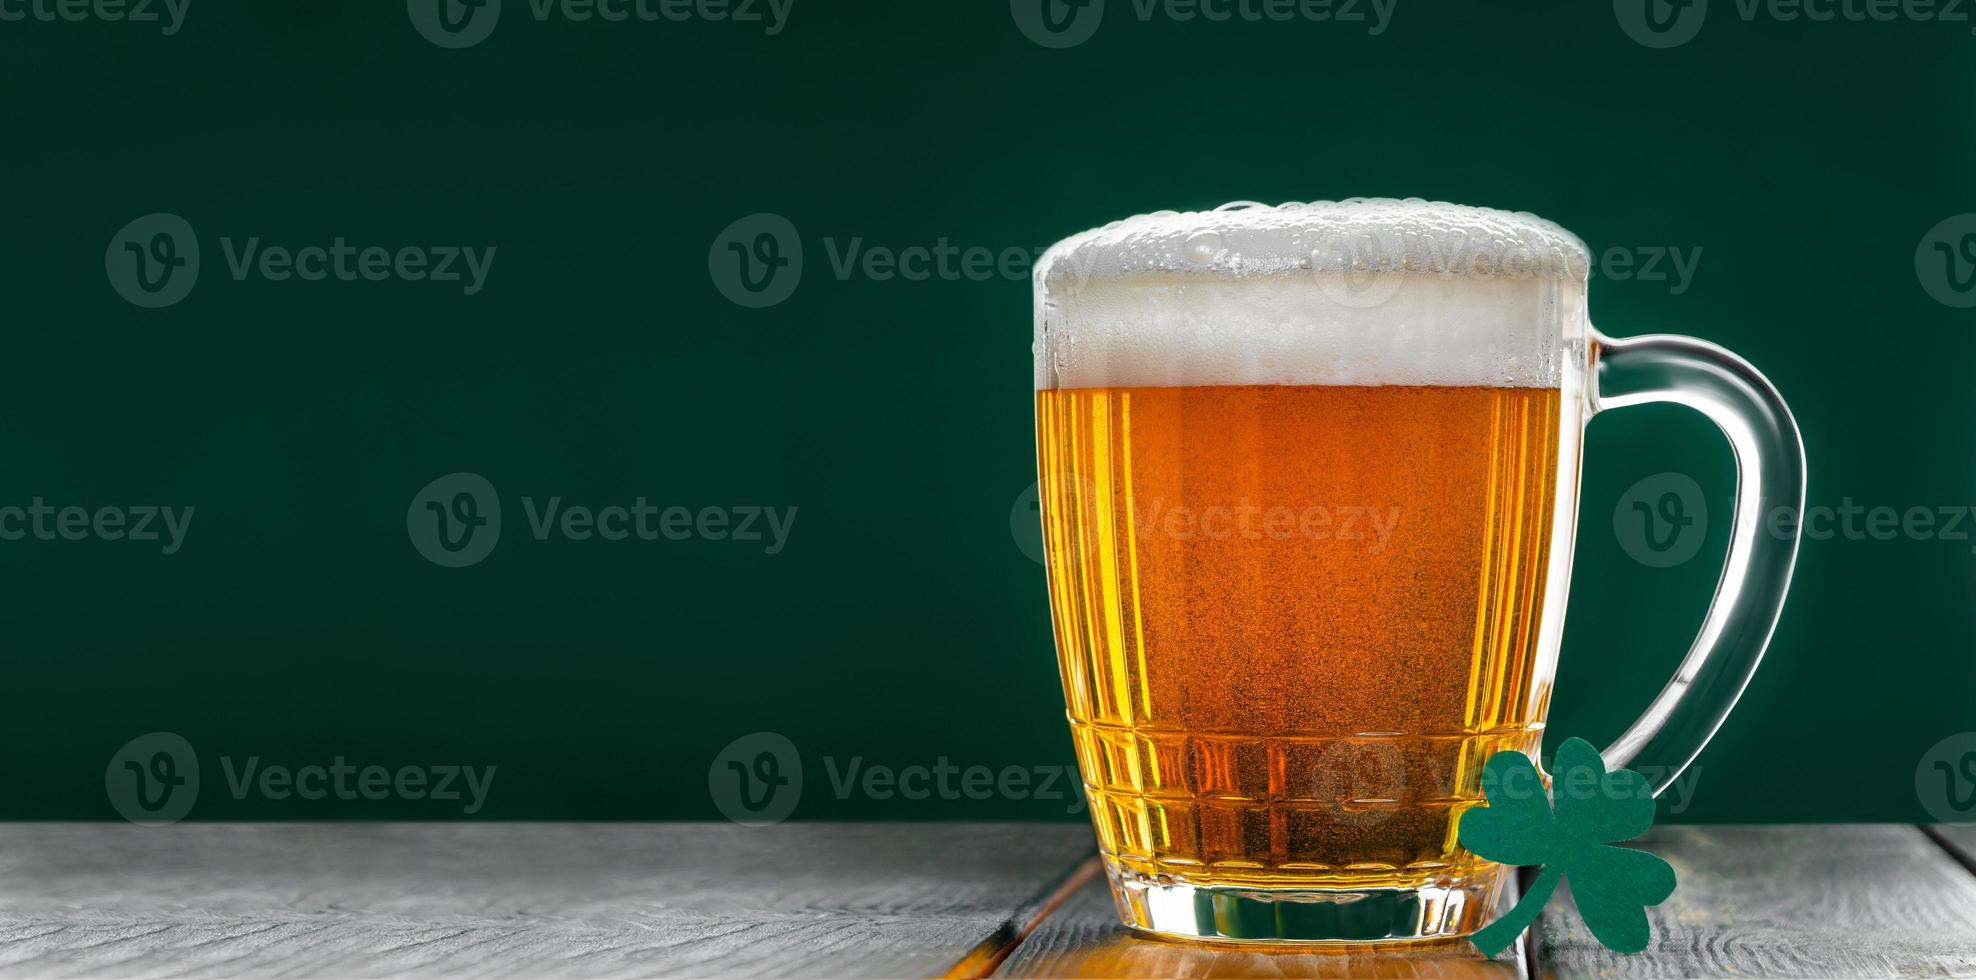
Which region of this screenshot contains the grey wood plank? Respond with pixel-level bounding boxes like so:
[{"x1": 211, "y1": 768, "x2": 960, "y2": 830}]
[
  {"x1": 993, "y1": 867, "x2": 1529, "y2": 979},
  {"x1": 1539, "y1": 825, "x2": 1976, "y2": 979},
  {"x1": 0, "y1": 822, "x2": 1093, "y2": 980}
]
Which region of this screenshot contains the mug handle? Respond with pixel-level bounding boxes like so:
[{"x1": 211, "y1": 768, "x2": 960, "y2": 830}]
[{"x1": 1586, "y1": 329, "x2": 1806, "y2": 795}]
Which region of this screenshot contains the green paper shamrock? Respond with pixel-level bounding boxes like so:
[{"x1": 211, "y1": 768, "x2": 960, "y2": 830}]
[{"x1": 1457, "y1": 737, "x2": 1677, "y2": 958}]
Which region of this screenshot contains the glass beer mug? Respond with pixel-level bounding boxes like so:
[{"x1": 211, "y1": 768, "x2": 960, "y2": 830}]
[{"x1": 1030, "y1": 200, "x2": 1803, "y2": 943}]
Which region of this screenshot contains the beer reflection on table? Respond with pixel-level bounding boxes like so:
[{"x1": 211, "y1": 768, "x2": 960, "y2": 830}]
[{"x1": 990, "y1": 866, "x2": 1527, "y2": 979}]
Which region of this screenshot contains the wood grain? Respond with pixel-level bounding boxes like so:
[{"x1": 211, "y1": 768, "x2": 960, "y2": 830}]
[
  {"x1": 0, "y1": 822, "x2": 1092, "y2": 979},
  {"x1": 10, "y1": 823, "x2": 1976, "y2": 978},
  {"x1": 991, "y1": 869, "x2": 1529, "y2": 979},
  {"x1": 1539, "y1": 825, "x2": 1976, "y2": 978}
]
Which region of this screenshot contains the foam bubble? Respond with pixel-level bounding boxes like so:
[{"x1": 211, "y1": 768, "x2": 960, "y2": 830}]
[{"x1": 1034, "y1": 199, "x2": 1589, "y2": 390}]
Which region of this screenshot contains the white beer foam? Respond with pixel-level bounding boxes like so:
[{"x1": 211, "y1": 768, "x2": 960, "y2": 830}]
[{"x1": 1033, "y1": 199, "x2": 1589, "y2": 390}]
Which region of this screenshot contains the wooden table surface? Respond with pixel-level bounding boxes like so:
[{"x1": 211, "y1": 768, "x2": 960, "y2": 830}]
[{"x1": 2, "y1": 823, "x2": 1974, "y2": 978}]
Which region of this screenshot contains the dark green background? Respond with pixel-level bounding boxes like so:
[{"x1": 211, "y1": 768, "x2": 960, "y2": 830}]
[{"x1": 2, "y1": 0, "x2": 1968, "y2": 822}]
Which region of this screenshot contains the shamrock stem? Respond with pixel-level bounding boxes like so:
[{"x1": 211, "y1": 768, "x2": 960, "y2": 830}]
[{"x1": 1469, "y1": 865, "x2": 1560, "y2": 958}]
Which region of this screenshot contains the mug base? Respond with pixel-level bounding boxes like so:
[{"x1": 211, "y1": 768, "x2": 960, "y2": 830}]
[{"x1": 1103, "y1": 862, "x2": 1506, "y2": 944}]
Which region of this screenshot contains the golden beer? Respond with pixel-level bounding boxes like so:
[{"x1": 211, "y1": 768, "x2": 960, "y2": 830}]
[{"x1": 1037, "y1": 382, "x2": 1558, "y2": 898}]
